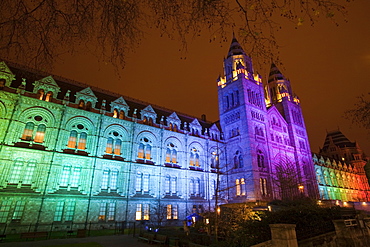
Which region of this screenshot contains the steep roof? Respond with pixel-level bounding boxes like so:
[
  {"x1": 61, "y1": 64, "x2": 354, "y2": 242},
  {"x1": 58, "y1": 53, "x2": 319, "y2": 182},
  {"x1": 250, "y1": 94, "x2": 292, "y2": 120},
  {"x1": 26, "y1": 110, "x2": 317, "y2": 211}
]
[{"x1": 322, "y1": 130, "x2": 356, "y2": 150}]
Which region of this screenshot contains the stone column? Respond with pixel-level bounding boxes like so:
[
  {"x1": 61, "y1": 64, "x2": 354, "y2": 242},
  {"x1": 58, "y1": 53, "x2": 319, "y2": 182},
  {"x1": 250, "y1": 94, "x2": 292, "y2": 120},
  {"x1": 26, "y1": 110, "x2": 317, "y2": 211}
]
[{"x1": 269, "y1": 224, "x2": 298, "y2": 247}]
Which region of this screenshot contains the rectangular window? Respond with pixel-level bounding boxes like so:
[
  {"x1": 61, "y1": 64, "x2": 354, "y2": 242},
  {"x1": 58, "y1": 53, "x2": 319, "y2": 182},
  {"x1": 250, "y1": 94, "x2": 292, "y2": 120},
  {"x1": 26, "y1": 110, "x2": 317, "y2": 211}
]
[
  {"x1": 171, "y1": 177, "x2": 177, "y2": 195},
  {"x1": 65, "y1": 201, "x2": 75, "y2": 221},
  {"x1": 9, "y1": 161, "x2": 22, "y2": 184},
  {"x1": 0, "y1": 201, "x2": 11, "y2": 223},
  {"x1": 54, "y1": 201, "x2": 64, "y2": 222},
  {"x1": 99, "y1": 202, "x2": 107, "y2": 221},
  {"x1": 135, "y1": 204, "x2": 142, "y2": 221},
  {"x1": 167, "y1": 204, "x2": 172, "y2": 220},
  {"x1": 173, "y1": 205, "x2": 178, "y2": 220},
  {"x1": 12, "y1": 201, "x2": 25, "y2": 222},
  {"x1": 107, "y1": 202, "x2": 115, "y2": 221},
  {"x1": 23, "y1": 163, "x2": 36, "y2": 185},
  {"x1": 143, "y1": 204, "x2": 150, "y2": 220}
]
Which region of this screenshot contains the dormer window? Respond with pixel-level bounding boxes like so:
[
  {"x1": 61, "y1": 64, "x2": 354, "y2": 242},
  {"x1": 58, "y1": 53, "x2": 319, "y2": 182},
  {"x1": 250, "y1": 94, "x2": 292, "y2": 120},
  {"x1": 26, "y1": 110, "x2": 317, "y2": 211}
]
[
  {"x1": 113, "y1": 109, "x2": 118, "y2": 118},
  {"x1": 0, "y1": 79, "x2": 5, "y2": 89},
  {"x1": 86, "y1": 101, "x2": 92, "y2": 111}
]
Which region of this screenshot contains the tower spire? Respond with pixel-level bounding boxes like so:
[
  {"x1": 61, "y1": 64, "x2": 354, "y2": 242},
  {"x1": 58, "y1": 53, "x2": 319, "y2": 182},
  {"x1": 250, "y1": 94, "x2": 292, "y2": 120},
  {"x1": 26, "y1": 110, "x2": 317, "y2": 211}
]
[{"x1": 227, "y1": 36, "x2": 246, "y2": 58}]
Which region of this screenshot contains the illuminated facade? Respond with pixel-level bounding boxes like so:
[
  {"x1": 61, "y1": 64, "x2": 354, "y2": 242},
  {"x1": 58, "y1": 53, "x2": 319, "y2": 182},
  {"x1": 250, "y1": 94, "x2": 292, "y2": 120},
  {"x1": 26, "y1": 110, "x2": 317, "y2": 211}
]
[
  {"x1": 0, "y1": 38, "x2": 368, "y2": 231},
  {"x1": 314, "y1": 130, "x2": 370, "y2": 201}
]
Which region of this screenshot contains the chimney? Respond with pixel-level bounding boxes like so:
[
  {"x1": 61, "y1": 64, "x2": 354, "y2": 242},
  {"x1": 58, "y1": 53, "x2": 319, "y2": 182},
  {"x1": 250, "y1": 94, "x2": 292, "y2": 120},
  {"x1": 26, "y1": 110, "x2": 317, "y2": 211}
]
[{"x1": 201, "y1": 114, "x2": 206, "y2": 122}]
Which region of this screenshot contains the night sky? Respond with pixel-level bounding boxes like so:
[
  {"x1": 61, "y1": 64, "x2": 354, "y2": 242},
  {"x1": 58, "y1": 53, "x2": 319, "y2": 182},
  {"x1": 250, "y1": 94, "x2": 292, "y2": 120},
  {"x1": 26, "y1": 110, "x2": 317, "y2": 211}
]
[{"x1": 52, "y1": 0, "x2": 370, "y2": 156}]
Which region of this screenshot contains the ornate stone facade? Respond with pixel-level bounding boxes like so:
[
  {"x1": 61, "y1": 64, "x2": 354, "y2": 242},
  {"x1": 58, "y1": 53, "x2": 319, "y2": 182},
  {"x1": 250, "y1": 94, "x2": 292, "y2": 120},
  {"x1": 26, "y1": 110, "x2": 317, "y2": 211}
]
[{"x1": 0, "y1": 38, "x2": 368, "y2": 232}]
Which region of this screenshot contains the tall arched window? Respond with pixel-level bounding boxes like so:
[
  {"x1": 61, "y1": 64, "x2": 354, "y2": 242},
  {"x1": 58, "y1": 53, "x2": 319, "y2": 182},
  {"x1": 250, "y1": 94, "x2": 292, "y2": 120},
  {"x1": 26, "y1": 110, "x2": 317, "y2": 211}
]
[
  {"x1": 145, "y1": 145, "x2": 151, "y2": 160},
  {"x1": 211, "y1": 152, "x2": 219, "y2": 169},
  {"x1": 114, "y1": 139, "x2": 121, "y2": 155},
  {"x1": 67, "y1": 130, "x2": 78, "y2": 148},
  {"x1": 38, "y1": 89, "x2": 45, "y2": 100},
  {"x1": 106, "y1": 137, "x2": 113, "y2": 153},
  {"x1": 77, "y1": 132, "x2": 87, "y2": 149},
  {"x1": 85, "y1": 101, "x2": 92, "y2": 111},
  {"x1": 21, "y1": 122, "x2": 34, "y2": 141},
  {"x1": 189, "y1": 148, "x2": 201, "y2": 168},
  {"x1": 78, "y1": 100, "x2": 85, "y2": 109},
  {"x1": 45, "y1": 91, "x2": 52, "y2": 102},
  {"x1": 138, "y1": 143, "x2": 144, "y2": 159},
  {"x1": 34, "y1": 124, "x2": 46, "y2": 143},
  {"x1": 137, "y1": 138, "x2": 153, "y2": 161},
  {"x1": 119, "y1": 110, "x2": 124, "y2": 119}
]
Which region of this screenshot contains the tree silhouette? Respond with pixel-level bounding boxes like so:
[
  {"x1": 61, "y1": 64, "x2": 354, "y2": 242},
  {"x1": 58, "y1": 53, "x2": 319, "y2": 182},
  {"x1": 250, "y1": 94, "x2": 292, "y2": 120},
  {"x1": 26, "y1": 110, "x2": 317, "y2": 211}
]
[{"x1": 0, "y1": 0, "x2": 350, "y2": 69}]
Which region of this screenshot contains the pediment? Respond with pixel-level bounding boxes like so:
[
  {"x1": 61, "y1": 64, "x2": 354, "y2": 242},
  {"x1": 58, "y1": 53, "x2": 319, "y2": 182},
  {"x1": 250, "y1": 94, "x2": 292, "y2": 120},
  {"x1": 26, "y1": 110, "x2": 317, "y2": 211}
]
[
  {"x1": 190, "y1": 118, "x2": 202, "y2": 128},
  {"x1": 33, "y1": 76, "x2": 60, "y2": 95},
  {"x1": 209, "y1": 123, "x2": 220, "y2": 133},
  {"x1": 112, "y1": 96, "x2": 128, "y2": 106},
  {"x1": 77, "y1": 87, "x2": 97, "y2": 98},
  {"x1": 142, "y1": 105, "x2": 156, "y2": 114},
  {"x1": 168, "y1": 112, "x2": 181, "y2": 122}
]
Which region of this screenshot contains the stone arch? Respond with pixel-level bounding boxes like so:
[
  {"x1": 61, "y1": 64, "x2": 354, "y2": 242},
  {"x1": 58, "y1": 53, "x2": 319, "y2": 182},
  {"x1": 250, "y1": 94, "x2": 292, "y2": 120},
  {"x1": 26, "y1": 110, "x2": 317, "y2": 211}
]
[
  {"x1": 65, "y1": 116, "x2": 95, "y2": 133},
  {"x1": 19, "y1": 106, "x2": 56, "y2": 126}
]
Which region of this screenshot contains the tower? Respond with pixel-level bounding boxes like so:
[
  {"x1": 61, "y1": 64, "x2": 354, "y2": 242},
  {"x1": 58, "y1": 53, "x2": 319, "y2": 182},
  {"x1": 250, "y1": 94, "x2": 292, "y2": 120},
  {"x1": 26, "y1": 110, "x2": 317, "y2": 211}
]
[
  {"x1": 217, "y1": 37, "x2": 268, "y2": 201},
  {"x1": 266, "y1": 64, "x2": 318, "y2": 199}
]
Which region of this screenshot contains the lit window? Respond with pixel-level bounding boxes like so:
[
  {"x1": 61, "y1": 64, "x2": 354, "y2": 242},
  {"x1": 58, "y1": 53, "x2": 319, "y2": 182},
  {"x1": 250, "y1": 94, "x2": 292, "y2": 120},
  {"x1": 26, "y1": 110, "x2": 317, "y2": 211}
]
[
  {"x1": 241, "y1": 178, "x2": 246, "y2": 195},
  {"x1": 106, "y1": 137, "x2": 113, "y2": 153},
  {"x1": 145, "y1": 145, "x2": 151, "y2": 160},
  {"x1": 143, "y1": 204, "x2": 150, "y2": 220},
  {"x1": 236, "y1": 179, "x2": 241, "y2": 196},
  {"x1": 167, "y1": 204, "x2": 172, "y2": 219},
  {"x1": 45, "y1": 91, "x2": 52, "y2": 102},
  {"x1": 113, "y1": 109, "x2": 118, "y2": 118},
  {"x1": 77, "y1": 132, "x2": 87, "y2": 149},
  {"x1": 110, "y1": 169, "x2": 118, "y2": 189},
  {"x1": 173, "y1": 205, "x2": 178, "y2": 219},
  {"x1": 138, "y1": 143, "x2": 144, "y2": 159},
  {"x1": 135, "y1": 204, "x2": 142, "y2": 221},
  {"x1": 67, "y1": 130, "x2": 77, "y2": 148},
  {"x1": 21, "y1": 122, "x2": 34, "y2": 141},
  {"x1": 34, "y1": 124, "x2": 46, "y2": 143},
  {"x1": 119, "y1": 110, "x2": 124, "y2": 119},
  {"x1": 114, "y1": 139, "x2": 121, "y2": 155}
]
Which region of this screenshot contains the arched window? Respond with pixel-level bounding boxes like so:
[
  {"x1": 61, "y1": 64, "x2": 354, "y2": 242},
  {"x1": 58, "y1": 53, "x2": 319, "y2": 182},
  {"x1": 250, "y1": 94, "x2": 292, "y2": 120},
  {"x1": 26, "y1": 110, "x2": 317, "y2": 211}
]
[
  {"x1": 45, "y1": 91, "x2": 52, "y2": 102},
  {"x1": 195, "y1": 178, "x2": 201, "y2": 196},
  {"x1": 145, "y1": 145, "x2": 151, "y2": 160},
  {"x1": 38, "y1": 89, "x2": 45, "y2": 100},
  {"x1": 260, "y1": 178, "x2": 268, "y2": 196},
  {"x1": 119, "y1": 110, "x2": 124, "y2": 119},
  {"x1": 113, "y1": 109, "x2": 118, "y2": 118},
  {"x1": 67, "y1": 130, "x2": 78, "y2": 148},
  {"x1": 211, "y1": 152, "x2": 219, "y2": 169},
  {"x1": 77, "y1": 132, "x2": 87, "y2": 149},
  {"x1": 189, "y1": 148, "x2": 201, "y2": 168},
  {"x1": 78, "y1": 100, "x2": 85, "y2": 109},
  {"x1": 190, "y1": 178, "x2": 195, "y2": 196},
  {"x1": 34, "y1": 124, "x2": 46, "y2": 143},
  {"x1": 138, "y1": 143, "x2": 144, "y2": 159},
  {"x1": 106, "y1": 137, "x2": 113, "y2": 153},
  {"x1": 234, "y1": 156, "x2": 239, "y2": 169},
  {"x1": 114, "y1": 139, "x2": 121, "y2": 155},
  {"x1": 85, "y1": 101, "x2": 92, "y2": 111},
  {"x1": 166, "y1": 148, "x2": 171, "y2": 163},
  {"x1": 21, "y1": 122, "x2": 34, "y2": 141}
]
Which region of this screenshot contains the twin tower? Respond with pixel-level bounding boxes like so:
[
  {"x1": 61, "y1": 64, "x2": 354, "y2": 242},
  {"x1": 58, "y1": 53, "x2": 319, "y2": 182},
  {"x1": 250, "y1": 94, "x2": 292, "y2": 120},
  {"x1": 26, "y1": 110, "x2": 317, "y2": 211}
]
[{"x1": 218, "y1": 37, "x2": 318, "y2": 201}]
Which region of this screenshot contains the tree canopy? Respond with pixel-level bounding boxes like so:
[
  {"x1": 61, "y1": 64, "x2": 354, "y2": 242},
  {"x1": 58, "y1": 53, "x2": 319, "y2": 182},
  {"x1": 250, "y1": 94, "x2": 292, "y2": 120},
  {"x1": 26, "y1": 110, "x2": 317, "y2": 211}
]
[
  {"x1": 0, "y1": 0, "x2": 351, "y2": 69},
  {"x1": 345, "y1": 93, "x2": 370, "y2": 131}
]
